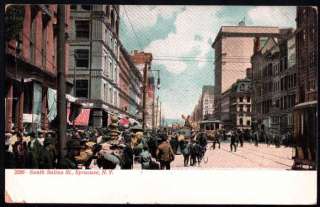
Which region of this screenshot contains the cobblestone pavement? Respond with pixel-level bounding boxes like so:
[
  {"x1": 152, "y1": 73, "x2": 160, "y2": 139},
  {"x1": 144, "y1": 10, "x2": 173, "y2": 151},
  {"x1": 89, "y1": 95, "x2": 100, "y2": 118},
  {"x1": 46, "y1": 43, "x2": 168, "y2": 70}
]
[{"x1": 134, "y1": 142, "x2": 294, "y2": 170}]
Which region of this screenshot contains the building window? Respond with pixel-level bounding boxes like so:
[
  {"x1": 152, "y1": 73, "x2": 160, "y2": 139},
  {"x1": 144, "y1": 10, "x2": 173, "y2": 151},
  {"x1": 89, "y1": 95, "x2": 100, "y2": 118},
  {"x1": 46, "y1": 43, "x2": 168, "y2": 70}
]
[
  {"x1": 70, "y1": 5, "x2": 77, "y2": 10},
  {"x1": 247, "y1": 120, "x2": 251, "y2": 126},
  {"x1": 106, "y1": 5, "x2": 110, "y2": 17},
  {"x1": 114, "y1": 91, "x2": 117, "y2": 106},
  {"x1": 239, "y1": 118, "x2": 243, "y2": 126},
  {"x1": 239, "y1": 97, "x2": 243, "y2": 102},
  {"x1": 247, "y1": 105, "x2": 251, "y2": 112},
  {"x1": 75, "y1": 49, "x2": 89, "y2": 68},
  {"x1": 81, "y1": 5, "x2": 91, "y2": 10},
  {"x1": 239, "y1": 106, "x2": 243, "y2": 113},
  {"x1": 109, "y1": 87, "x2": 113, "y2": 103},
  {"x1": 75, "y1": 80, "x2": 88, "y2": 98},
  {"x1": 75, "y1": 21, "x2": 89, "y2": 39},
  {"x1": 103, "y1": 83, "x2": 106, "y2": 101}
]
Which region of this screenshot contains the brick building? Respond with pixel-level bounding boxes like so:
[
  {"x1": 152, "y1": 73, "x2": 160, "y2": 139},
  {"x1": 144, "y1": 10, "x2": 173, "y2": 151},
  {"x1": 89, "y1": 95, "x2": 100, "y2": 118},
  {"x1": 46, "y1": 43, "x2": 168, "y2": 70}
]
[
  {"x1": 296, "y1": 6, "x2": 318, "y2": 104},
  {"x1": 130, "y1": 50, "x2": 153, "y2": 129},
  {"x1": 251, "y1": 28, "x2": 296, "y2": 136},
  {"x1": 118, "y1": 46, "x2": 143, "y2": 121},
  {"x1": 211, "y1": 25, "x2": 280, "y2": 121},
  {"x1": 5, "y1": 5, "x2": 71, "y2": 132}
]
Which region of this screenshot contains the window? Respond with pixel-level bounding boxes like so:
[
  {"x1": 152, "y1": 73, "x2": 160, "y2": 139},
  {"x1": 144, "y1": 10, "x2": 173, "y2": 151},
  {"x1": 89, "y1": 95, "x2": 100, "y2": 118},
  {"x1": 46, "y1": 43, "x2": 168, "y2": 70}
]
[
  {"x1": 75, "y1": 21, "x2": 89, "y2": 39},
  {"x1": 75, "y1": 49, "x2": 89, "y2": 67},
  {"x1": 103, "y1": 83, "x2": 107, "y2": 101},
  {"x1": 70, "y1": 5, "x2": 77, "y2": 10},
  {"x1": 239, "y1": 118, "x2": 243, "y2": 126},
  {"x1": 106, "y1": 5, "x2": 110, "y2": 17},
  {"x1": 114, "y1": 91, "x2": 117, "y2": 106},
  {"x1": 75, "y1": 80, "x2": 88, "y2": 98},
  {"x1": 109, "y1": 88, "x2": 113, "y2": 104},
  {"x1": 239, "y1": 97, "x2": 243, "y2": 102},
  {"x1": 110, "y1": 59, "x2": 113, "y2": 80},
  {"x1": 247, "y1": 120, "x2": 251, "y2": 126},
  {"x1": 81, "y1": 5, "x2": 91, "y2": 10},
  {"x1": 247, "y1": 105, "x2": 251, "y2": 112},
  {"x1": 247, "y1": 96, "x2": 250, "y2": 102},
  {"x1": 239, "y1": 106, "x2": 243, "y2": 113}
]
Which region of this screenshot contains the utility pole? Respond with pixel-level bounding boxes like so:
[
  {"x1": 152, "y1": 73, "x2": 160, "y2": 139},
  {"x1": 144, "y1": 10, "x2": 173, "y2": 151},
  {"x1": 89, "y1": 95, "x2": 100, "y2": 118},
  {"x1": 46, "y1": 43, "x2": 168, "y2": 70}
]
[
  {"x1": 159, "y1": 101, "x2": 162, "y2": 128},
  {"x1": 155, "y1": 95, "x2": 159, "y2": 129},
  {"x1": 142, "y1": 62, "x2": 148, "y2": 130},
  {"x1": 57, "y1": 5, "x2": 67, "y2": 158},
  {"x1": 152, "y1": 83, "x2": 155, "y2": 130}
]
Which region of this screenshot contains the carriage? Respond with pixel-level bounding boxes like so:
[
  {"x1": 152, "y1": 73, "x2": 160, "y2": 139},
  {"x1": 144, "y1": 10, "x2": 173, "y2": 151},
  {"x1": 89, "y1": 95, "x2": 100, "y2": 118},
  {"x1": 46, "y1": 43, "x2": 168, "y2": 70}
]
[
  {"x1": 292, "y1": 101, "x2": 317, "y2": 170},
  {"x1": 199, "y1": 120, "x2": 223, "y2": 141}
]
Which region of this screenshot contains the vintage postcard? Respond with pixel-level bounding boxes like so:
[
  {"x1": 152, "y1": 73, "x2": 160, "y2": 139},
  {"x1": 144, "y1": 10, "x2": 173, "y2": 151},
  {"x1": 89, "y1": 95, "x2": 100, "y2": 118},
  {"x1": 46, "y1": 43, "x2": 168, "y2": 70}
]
[{"x1": 4, "y1": 3, "x2": 318, "y2": 204}]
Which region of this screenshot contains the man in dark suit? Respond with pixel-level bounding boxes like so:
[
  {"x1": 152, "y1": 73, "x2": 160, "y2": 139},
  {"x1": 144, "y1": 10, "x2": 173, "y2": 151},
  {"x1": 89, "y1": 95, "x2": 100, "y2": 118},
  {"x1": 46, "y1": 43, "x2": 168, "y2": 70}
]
[{"x1": 156, "y1": 133, "x2": 175, "y2": 170}]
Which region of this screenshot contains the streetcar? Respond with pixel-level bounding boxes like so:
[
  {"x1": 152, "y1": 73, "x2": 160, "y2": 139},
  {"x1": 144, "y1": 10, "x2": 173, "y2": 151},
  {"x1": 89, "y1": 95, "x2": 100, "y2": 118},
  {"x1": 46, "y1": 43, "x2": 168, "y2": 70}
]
[
  {"x1": 199, "y1": 120, "x2": 223, "y2": 141},
  {"x1": 292, "y1": 100, "x2": 317, "y2": 170}
]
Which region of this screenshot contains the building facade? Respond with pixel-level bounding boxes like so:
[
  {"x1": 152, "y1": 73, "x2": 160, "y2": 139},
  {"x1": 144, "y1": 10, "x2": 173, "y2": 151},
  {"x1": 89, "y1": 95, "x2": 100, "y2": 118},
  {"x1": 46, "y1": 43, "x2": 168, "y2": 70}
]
[
  {"x1": 211, "y1": 25, "x2": 280, "y2": 121},
  {"x1": 202, "y1": 86, "x2": 215, "y2": 120},
  {"x1": 220, "y1": 78, "x2": 252, "y2": 130},
  {"x1": 251, "y1": 29, "x2": 296, "y2": 135},
  {"x1": 130, "y1": 50, "x2": 154, "y2": 129},
  {"x1": 5, "y1": 5, "x2": 71, "y2": 132},
  {"x1": 118, "y1": 46, "x2": 143, "y2": 121},
  {"x1": 296, "y1": 6, "x2": 318, "y2": 104},
  {"x1": 68, "y1": 4, "x2": 122, "y2": 127}
]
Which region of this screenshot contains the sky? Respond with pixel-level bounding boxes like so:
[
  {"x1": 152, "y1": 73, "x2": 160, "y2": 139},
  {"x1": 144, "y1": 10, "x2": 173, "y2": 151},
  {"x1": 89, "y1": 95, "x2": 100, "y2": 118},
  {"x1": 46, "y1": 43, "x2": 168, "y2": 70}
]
[{"x1": 119, "y1": 6, "x2": 296, "y2": 120}]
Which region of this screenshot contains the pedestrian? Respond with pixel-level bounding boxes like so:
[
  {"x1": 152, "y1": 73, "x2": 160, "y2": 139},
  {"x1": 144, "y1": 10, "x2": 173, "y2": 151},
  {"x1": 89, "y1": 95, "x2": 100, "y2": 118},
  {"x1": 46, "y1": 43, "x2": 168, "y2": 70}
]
[
  {"x1": 27, "y1": 131, "x2": 46, "y2": 168},
  {"x1": 181, "y1": 139, "x2": 190, "y2": 167},
  {"x1": 39, "y1": 134, "x2": 57, "y2": 169},
  {"x1": 5, "y1": 133, "x2": 15, "y2": 168},
  {"x1": 156, "y1": 133, "x2": 175, "y2": 170},
  {"x1": 239, "y1": 130, "x2": 244, "y2": 147},
  {"x1": 230, "y1": 131, "x2": 237, "y2": 152},
  {"x1": 12, "y1": 132, "x2": 29, "y2": 168},
  {"x1": 254, "y1": 131, "x2": 259, "y2": 146},
  {"x1": 57, "y1": 138, "x2": 83, "y2": 169}
]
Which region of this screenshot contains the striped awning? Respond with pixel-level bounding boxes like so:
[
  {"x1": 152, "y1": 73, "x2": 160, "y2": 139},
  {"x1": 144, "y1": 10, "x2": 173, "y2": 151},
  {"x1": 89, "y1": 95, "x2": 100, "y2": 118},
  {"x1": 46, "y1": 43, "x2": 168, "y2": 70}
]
[{"x1": 67, "y1": 108, "x2": 91, "y2": 126}]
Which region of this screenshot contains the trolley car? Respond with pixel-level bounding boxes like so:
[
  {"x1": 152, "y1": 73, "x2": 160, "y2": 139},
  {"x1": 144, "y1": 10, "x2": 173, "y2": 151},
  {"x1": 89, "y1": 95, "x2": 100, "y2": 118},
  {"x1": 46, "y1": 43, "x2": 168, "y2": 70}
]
[
  {"x1": 199, "y1": 120, "x2": 223, "y2": 141},
  {"x1": 292, "y1": 100, "x2": 317, "y2": 170}
]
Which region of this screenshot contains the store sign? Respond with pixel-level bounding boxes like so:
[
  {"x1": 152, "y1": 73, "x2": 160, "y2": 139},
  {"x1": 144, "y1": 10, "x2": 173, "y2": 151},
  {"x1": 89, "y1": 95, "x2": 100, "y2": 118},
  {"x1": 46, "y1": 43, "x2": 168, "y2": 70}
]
[{"x1": 23, "y1": 114, "x2": 40, "y2": 123}]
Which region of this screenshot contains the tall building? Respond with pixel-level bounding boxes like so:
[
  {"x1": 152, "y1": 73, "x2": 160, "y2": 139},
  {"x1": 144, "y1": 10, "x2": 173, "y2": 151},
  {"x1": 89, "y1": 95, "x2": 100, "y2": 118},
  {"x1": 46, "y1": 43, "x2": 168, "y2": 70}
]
[
  {"x1": 118, "y1": 45, "x2": 143, "y2": 121},
  {"x1": 296, "y1": 6, "x2": 318, "y2": 104},
  {"x1": 202, "y1": 86, "x2": 215, "y2": 120},
  {"x1": 211, "y1": 25, "x2": 280, "y2": 121},
  {"x1": 251, "y1": 28, "x2": 296, "y2": 135},
  {"x1": 68, "y1": 5, "x2": 121, "y2": 128},
  {"x1": 5, "y1": 5, "x2": 71, "y2": 132},
  {"x1": 130, "y1": 50, "x2": 153, "y2": 129}
]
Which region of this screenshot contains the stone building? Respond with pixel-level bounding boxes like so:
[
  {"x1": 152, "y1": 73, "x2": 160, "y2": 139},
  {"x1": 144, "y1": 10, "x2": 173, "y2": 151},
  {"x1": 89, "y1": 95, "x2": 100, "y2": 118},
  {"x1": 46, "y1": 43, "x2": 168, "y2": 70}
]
[
  {"x1": 5, "y1": 5, "x2": 71, "y2": 132},
  {"x1": 211, "y1": 25, "x2": 280, "y2": 121},
  {"x1": 67, "y1": 5, "x2": 122, "y2": 127},
  {"x1": 221, "y1": 78, "x2": 252, "y2": 130},
  {"x1": 202, "y1": 86, "x2": 215, "y2": 120}
]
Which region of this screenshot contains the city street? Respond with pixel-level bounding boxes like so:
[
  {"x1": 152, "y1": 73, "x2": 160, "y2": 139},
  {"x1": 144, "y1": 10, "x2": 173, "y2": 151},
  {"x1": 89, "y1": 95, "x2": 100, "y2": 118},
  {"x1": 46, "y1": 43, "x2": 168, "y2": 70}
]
[{"x1": 134, "y1": 142, "x2": 294, "y2": 170}]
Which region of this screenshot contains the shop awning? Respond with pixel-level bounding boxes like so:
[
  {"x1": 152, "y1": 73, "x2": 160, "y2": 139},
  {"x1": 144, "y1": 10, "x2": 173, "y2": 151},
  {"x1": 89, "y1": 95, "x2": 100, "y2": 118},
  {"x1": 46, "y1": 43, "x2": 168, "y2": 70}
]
[
  {"x1": 119, "y1": 118, "x2": 129, "y2": 127},
  {"x1": 67, "y1": 108, "x2": 91, "y2": 126}
]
